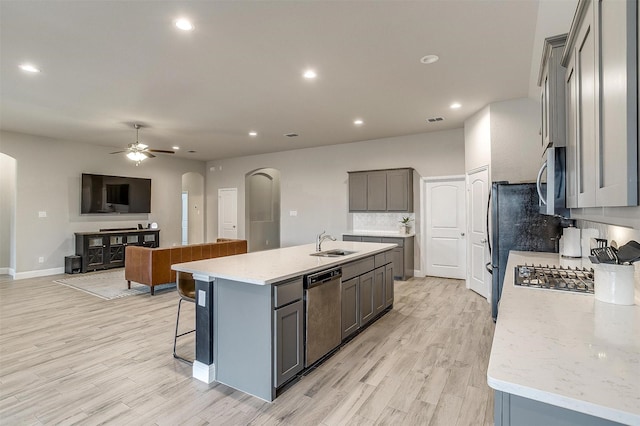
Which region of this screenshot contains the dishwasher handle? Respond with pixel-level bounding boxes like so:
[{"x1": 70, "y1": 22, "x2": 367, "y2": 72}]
[{"x1": 305, "y1": 268, "x2": 342, "y2": 288}]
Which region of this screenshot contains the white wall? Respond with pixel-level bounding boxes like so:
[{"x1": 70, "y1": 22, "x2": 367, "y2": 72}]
[
  {"x1": 0, "y1": 130, "x2": 206, "y2": 278},
  {"x1": 182, "y1": 172, "x2": 205, "y2": 244},
  {"x1": 464, "y1": 105, "x2": 491, "y2": 174},
  {"x1": 490, "y1": 98, "x2": 541, "y2": 183},
  {"x1": 206, "y1": 129, "x2": 465, "y2": 270}
]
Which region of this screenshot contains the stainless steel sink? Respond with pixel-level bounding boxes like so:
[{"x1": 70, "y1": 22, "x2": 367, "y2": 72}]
[{"x1": 310, "y1": 249, "x2": 356, "y2": 257}]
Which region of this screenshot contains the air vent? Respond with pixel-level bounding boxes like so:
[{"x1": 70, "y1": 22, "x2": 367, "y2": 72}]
[
  {"x1": 284, "y1": 133, "x2": 299, "y2": 137},
  {"x1": 426, "y1": 117, "x2": 445, "y2": 123}
]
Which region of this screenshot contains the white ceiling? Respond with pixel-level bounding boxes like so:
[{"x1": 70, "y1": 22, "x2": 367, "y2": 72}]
[{"x1": 1, "y1": 0, "x2": 544, "y2": 161}]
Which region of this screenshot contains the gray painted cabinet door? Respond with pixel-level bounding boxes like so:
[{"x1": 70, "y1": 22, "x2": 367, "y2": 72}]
[
  {"x1": 386, "y1": 168, "x2": 412, "y2": 211},
  {"x1": 390, "y1": 247, "x2": 404, "y2": 279},
  {"x1": 274, "y1": 300, "x2": 304, "y2": 388},
  {"x1": 341, "y1": 276, "x2": 359, "y2": 339},
  {"x1": 373, "y1": 266, "x2": 385, "y2": 316},
  {"x1": 359, "y1": 271, "x2": 375, "y2": 325},
  {"x1": 348, "y1": 172, "x2": 368, "y2": 211},
  {"x1": 384, "y1": 263, "x2": 394, "y2": 307},
  {"x1": 367, "y1": 171, "x2": 387, "y2": 211}
]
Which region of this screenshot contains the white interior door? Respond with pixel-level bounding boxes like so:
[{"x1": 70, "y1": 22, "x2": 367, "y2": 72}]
[
  {"x1": 424, "y1": 177, "x2": 466, "y2": 279},
  {"x1": 466, "y1": 167, "x2": 490, "y2": 300},
  {"x1": 218, "y1": 188, "x2": 238, "y2": 239}
]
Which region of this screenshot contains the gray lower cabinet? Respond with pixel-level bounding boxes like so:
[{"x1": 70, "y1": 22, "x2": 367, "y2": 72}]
[
  {"x1": 341, "y1": 276, "x2": 359, "y2": 339},
  {"x1": 359, "y1": 271, "x2": 375, "y2": 326},
  {"x1": 384, "y1": 263, "x2": 393, "y2": 307},
  {"x1": 373, "y1": 266, "x2": 385, "y2": 316},
  {"x1": 273, "y1": 279, "x2": 304, "y2": 388},
  {"x1": 344, "y1": 235, "x2": 413, "y2": 280},
  {"x1": 494, "y1": 390, "x2": 622, "y2": 426}
]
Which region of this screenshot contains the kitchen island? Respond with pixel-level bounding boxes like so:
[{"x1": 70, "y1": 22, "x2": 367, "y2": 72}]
[
  {"x1": 488, "y1": 251, "x2": 640, "y2": 425},
  {"x1": 172, "y1": 240, "x2": 396, "y2": 402}
]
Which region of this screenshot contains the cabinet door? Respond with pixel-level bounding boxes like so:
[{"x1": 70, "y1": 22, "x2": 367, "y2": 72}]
[
  {"x1": 386, "y1": 169, "x2": 412, "y2": 211},
  {"x1": 367, "y1": 171, "x2": 387, "y2": 211},
  {"x1": 348, "y1": 172, "x2": 368, "y2": 211},
  {"x1": 565, "y1": 52, "x2": 579, "y2": 209},
  {"x1": 384, "y1": 264, "x2": 394, "y2": 308},
  {"x1": 542, "y1": 69, "x2": 550, "y2": 150},
  {"x1": 390, "y1": 247, "x2": 404, "y2": 279},
  {"x1": 274, "y1": 300, "x2": 303, "y2": 388},
  {"x1": 343, "y1": 235, "x2": 362, "y2": 242},
  {"x1": 373, "y1": 267, "x2": 385, "y2": 316},
  {"x1": 359, "y1": 271, "x2": 375, "y2": 326},
  {"x1": 576, "y1": 0, "x2": 597, "y2": 207},
  {"x1": 361, "y1": 236, "x2": 382, "y2": 243},
  {"x1": 341, "y1": 277, "x2": 359, "y2": 340},
  {"x1": 594, "y1": 0, "x2": 638, "y2": 206},
  {"x1": 86, "y1": 236, "x2": 106, "y2": 270}
]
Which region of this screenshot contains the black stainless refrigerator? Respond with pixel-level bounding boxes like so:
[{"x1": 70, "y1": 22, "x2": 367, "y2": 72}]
[{"x1": 489, "y1": 182, "x2": 565, "y2": 320}]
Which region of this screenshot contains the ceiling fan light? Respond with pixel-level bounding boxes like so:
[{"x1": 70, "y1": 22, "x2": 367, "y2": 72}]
[{"x1": 127, "y1": 151, "x2": 147, "y2": 162}]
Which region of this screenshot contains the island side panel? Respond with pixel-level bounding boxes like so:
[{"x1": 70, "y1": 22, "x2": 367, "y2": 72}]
[{"x1": 215, "y1": 278, "x2": 273, "y2": 401}]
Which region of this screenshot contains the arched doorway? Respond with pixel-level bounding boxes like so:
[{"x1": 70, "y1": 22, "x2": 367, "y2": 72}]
[
  {"x1": 181, "y1": 172, "x2": 205, "y2": 245},
  {"x1": 245, "y1": 168, "x2": 280, "y2": 252},
  {"x1": 0, "y1": 153, "x2": 17, "y2": 277}
]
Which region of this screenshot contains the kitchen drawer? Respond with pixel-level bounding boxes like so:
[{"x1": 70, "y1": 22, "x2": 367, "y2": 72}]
[
  {"x1": 274, "y1": 277, "x2": 303, "y2": 308},
  {"x1": 342, "y1": 256, "x2": 375, "y2": 281},
  {"x1": 381, "y1": 237, "x2": 404, "y2": 247},
  {"x1": 361, "y1": 236, "x2": 382, "y2": 243},
  {"x1": 343, "y1": 235, "x2": 362, "y2": 242},
  {"x1": 374, "y1": 252, "x2": 390, "y2": 268}
]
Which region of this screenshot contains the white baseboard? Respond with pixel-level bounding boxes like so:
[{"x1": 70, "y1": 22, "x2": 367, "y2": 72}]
[
  {"x1": 193, "y1": 360, "x2": 216, "y2": 384},
  {"x1": 413, "y1": 269, "x2": 425, "y2": 278},
  {"x1": 14, "y1": 267, "x2": 65, "y2": 280},
  {"x1": 0, "y1": 267, "x2": 11, "y2": 275}
]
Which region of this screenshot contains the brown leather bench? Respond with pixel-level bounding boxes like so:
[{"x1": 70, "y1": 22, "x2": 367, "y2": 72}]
[{"x1": 125, "y1": 239, "x2": 248, "y2": 295}]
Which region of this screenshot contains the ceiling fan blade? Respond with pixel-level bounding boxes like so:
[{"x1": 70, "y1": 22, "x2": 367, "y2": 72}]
[
  {"x1": 110, "y1": 150, "x2": 127, "y2": 154},
  {"x1": 142, "y1": 152, "x2": 156, "y2": 158},
  {"x1": 147, "y1": 149, "x2": 175, "y2": 154}
]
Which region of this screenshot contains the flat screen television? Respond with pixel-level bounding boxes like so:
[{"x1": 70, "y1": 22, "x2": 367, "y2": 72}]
[{"x1": 81, "y1": 173, "x2": 151, "y2": 214}]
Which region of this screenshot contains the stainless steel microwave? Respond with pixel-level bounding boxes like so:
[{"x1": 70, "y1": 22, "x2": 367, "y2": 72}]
[{"x1": 537, "y1": 147, "x2": 569, "y2": 217}]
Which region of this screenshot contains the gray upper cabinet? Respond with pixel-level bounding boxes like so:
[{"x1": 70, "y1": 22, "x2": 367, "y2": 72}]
[
  {"x1": 348, "y1": 168, "x2": 414, "y2": 212},
  {"x1": 367, "y1": 171, "x2": 388, "y2": 211},
  {"x1": 538, "y1": 34, "x2": 567, "y2": 152},
  {"x1": 562, "y1": 0, "x2": 638, "y2": 208}
]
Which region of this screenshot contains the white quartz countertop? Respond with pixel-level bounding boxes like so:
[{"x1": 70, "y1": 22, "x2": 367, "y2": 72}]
[
  {"x1": 343, "y1": 230, "x2": 415, "y2": 238},
  {"x1": 172, "y1": 241, "x2": 396, "y2": 285},
  {"x1": 487, "y1": 251, "x2": 640, "y2": 425}
]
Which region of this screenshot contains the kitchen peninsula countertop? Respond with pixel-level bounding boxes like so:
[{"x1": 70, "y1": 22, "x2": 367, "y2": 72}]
[
  {"x1": 488, "y1": 251, "x2": 640, "y2": 425},
  {"x1": 343, "y1": 230, "x2": 415, "y2": 238},
  {"x1": 172, "y1": 240, "x2": 396, "y2": 285}
]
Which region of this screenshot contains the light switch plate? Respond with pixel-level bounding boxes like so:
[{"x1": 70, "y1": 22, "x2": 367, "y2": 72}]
[
  {"x1": 198, "y1": 290, "x2": 206, "y2": 307},
  {"x1": 38, "y1": 211, "x2": 47, "y2": 218}
]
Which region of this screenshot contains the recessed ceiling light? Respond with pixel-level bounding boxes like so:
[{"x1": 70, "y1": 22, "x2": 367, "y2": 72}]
[
  {"x1": 172, "y1": 146, "x2": 180, "y2": 150},
  {"x1": 450, "y1": 102, "x2": 462, "y2": 109},
  {"x1": 19, "y1": 63, "x2": 40, "y2": 73},
  {"x1": 303, "y1": 69, "x2": 317, "y2": 79},
  {"x1": 420, "y1": 55, "x2": 439, "y2": 65},
  {"x1": 354, "y1": 119, "x2": 364, "y2": 126},
  {"x1": 249, "y1": 131, "x2": 257, "y2": 137},
  {"x1": 175, "y1": 18, "x2": 194, "y2": 31}
]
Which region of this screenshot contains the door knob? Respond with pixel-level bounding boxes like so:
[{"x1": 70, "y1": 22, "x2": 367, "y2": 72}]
[
  {"x1": 480, "y1": 238, "x2": 487, "y2": 243},
  {"x1": 460, "y1": 232, "x2": 465, "y2": 237}
]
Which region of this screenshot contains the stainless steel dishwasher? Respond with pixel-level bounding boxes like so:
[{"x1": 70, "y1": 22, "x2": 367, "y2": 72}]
[{"x1": 304, "y1": 267, "x2": 342, "y2": 367}]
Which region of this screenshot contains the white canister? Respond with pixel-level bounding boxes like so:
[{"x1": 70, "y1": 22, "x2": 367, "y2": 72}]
[
  {"x1": 560, "y1": 226, "x2": 581, "y2": 258},
  {"x1": 594, "y1": 263, "x2": 636, "y2": 305}
]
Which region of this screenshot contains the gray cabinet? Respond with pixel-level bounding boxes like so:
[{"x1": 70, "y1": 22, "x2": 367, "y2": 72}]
[
  {"x1": 348, "y1": 168, "x2": 413, "y2": 212},
  {"x1": 373, "y1": 266, "x2": 385, "y2": 316},
  {"x1": 273, "y1": 278, "x2": 304, "y2": 388},
  {"x1": 562, "y1": 0, "x2": 638, "y2": 208},
  {"x1": 384, "y1": 263, "x2": 394, "y2": 308},
  {"x1": 345, "y1": 235, "x2": 413, "y2": 280},
  {"x1": 341, "y1": 276, "x2": 359, "y2": 339},
  {"x1": 538, "y1": 34, "x2": 567, "y2": 152},
  {"x1": 358, "y1": 271, "x2": 375, "y2": 326},
  {"x1": 494, "y1": 390, "x2": 620, "y2": 426}
]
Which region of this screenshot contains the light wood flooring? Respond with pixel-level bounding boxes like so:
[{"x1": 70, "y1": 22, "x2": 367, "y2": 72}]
[{"x1": 0, "y1": 272, "x2": 495, "y2": 425}]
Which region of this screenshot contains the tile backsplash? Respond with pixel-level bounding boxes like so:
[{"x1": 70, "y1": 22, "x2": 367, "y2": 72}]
[
  {"x1": 575, "y1": 220, "x2": 640, "y2": 247},
  {"x1": 352, "y1": 213, "x2": 415, "y2": 233}
]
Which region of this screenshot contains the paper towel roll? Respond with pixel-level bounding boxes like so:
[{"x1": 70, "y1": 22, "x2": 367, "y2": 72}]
[
  {"x1": 581, "y1": 228, "x2": 599, "y2": 258},
  {"x1": 561, "y1": 226, "x2": 581, "y2": 258}
]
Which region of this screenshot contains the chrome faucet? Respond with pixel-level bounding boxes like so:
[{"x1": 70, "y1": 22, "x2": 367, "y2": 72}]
[{"x1": 316, "y1": 231, "x2": 336, "y2": 252}]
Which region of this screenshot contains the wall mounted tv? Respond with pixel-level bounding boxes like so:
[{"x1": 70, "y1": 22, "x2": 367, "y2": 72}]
[{"x1": 81, "y1": 173, "x2": 151, "y2": 214}]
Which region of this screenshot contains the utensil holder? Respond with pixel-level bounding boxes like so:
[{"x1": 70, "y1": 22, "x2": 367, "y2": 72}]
[{"x1": 594, "y1": 263, "x2": 636, "y2": 305}]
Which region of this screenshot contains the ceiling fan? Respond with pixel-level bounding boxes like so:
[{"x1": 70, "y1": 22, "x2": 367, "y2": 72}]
[{"x1": 110, "y1": 123, "x2": 175, "y2": 165}]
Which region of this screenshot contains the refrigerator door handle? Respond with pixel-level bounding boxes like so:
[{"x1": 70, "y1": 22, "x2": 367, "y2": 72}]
[
  {"x1": 485, "y1": 262, "x2": 493, "y2": 275},
  {"x1": 537, "y1": 160, "x2": 548, "y2": 206}
]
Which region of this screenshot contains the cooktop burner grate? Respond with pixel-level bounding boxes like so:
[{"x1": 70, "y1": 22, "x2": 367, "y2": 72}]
[{"x1": 514, "y1": 264, "x2": 594, "y2": 293}]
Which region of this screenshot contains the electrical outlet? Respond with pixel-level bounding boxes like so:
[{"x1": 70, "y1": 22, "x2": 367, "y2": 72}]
[
  {"x1": 38, "y1": 257, "x2": 44, "y2": 263},
  {"x1": 38, "y1": 211, "x2": 47, "y2": 218},
  {"x1": 266, "y1": 240, "x2": 269, "y2": 245},
  {"x1": 289, "y1": 210, "x2": 298, "y2": 216}
]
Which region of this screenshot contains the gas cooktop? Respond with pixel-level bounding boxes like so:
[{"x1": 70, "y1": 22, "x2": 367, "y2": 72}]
[{"x1": 514, "y1": 264, "x2": 594, "y2": 293}]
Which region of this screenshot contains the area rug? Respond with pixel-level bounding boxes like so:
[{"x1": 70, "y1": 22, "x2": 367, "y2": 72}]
[{"x1": 53, "y1": 269, "x2": 176, "y2": 300}]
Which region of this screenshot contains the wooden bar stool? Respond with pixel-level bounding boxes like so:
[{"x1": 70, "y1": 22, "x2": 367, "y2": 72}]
[{"x1": 173, "y1": 272, "x2": 196, "y2": 363}]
